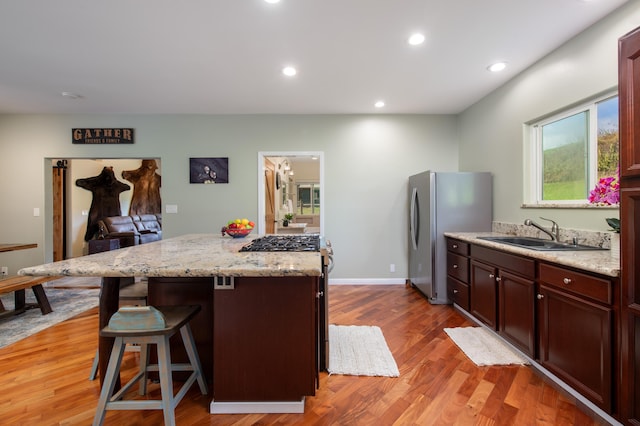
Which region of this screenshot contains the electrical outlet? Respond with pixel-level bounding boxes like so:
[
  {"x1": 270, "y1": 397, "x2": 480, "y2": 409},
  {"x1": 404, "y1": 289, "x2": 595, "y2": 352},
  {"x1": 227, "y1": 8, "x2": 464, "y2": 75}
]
[
  {"x1": 389, "y1": 263, "x2": 395, "y2": 273},
  {"x1": 1, "y1": 266, "x2": 8, "y2": 276}
]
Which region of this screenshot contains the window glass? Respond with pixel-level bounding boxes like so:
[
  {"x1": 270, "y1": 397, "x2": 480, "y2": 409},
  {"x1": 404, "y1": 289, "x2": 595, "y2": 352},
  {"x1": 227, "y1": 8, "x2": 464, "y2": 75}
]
[
  {"x1": 541, "y1": 111, "x2": 588, "y2": 201},
  {"x1": 527, "y1": 94, "x2": 619, "y2": 206},
  {"x1": 297, "y1": 183, "x2": 321, "y2": 214},
  {"x1": 596, "y1": 96, "x2": 619, "y2": 179}
]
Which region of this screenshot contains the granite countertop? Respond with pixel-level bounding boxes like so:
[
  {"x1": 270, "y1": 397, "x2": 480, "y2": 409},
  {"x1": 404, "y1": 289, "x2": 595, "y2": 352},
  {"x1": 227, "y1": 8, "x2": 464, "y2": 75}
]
[
  {"x1": 445, "y1": 232, "x2": 620, "y2": 277},
  {"x1": 19, "y1": 234, "x2": 322, "y2": 278}
]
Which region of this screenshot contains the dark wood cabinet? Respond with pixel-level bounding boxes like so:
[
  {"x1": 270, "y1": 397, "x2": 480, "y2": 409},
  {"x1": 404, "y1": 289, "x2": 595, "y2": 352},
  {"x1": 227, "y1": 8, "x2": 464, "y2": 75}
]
[
  {"x1": 448, "y1": 238, "x2": 620, "y2": 419},
  {"x1": 446, "y1": 239, "x2": 470, "y2": 311},
  {"x1": 538, "y1": 264, "x2": 614, "y2": 412},
  {"x1": 148, "y1": 275, "x2": 319, "y2": 404},
  {"x1": 469, "y1": 244, "x2": 535, "y2": 355},
  {"x1": 619, "y1": 25, "x2": 640, "y2": 426},
  {"x1": 498, "y1": 270, "x2": 535, "y2": 357},
  {"x1": 213, "y1": 276, "x2": 318, "y2": 401},
  {"x1": 470, "y1": 259, "x2": 498, "y2": 329}
]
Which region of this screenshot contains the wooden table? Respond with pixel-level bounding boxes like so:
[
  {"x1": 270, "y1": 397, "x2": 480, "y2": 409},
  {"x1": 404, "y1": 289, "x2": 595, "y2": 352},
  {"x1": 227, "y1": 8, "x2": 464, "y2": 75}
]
[
  {"x1": 0, "y1": 243, "x2": 38, "y2": 314},
  {"x1": 0, "y1": 243, "x2": 37, "y2": 253}
]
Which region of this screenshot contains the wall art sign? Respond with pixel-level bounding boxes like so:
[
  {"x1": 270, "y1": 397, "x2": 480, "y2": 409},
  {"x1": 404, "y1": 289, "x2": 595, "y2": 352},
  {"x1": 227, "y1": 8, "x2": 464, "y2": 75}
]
[
  {"x1": 189, "y1": 157, "x2": 229, "y2": 184},
  {"x1": 72, "y1": 128, "x2": 134, "y2": 144}
]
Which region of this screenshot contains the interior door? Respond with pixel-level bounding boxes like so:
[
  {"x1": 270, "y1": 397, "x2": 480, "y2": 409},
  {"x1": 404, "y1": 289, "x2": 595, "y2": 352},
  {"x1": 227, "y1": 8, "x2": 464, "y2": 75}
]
[
  {"x1": 264, "y1": 158, "x2": 276, "y2": 234},
  {"x1": 52, "y1": 162, "x2": 67, "y2": 261}
]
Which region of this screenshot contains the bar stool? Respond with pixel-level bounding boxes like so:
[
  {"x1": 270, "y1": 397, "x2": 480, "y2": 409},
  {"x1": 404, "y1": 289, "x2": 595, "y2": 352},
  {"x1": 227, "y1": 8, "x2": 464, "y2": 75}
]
[
  {"x1": 92, "y1": 305, "x2": 208, "y2": 426},
  {"x1": 89, "y1": 280, "x2": 149, "y2": 380}
]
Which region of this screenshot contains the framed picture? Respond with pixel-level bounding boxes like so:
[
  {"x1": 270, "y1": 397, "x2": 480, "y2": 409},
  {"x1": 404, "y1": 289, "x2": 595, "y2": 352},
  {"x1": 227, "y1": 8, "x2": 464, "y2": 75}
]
[{"x1": 189, "y1": 157, "x2": 229, "y2": 184}]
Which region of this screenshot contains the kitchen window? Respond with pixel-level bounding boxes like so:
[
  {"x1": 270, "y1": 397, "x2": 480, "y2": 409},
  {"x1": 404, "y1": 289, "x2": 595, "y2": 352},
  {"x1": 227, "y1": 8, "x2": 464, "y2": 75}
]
[{"x1": 525, "y1": 93, "x2": 618, "y2": 206}]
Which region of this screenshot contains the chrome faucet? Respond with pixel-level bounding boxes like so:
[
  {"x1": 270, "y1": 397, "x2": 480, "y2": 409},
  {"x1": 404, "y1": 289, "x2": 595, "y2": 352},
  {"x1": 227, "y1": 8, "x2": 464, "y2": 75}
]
[{"x1": 524, "y1": 217, "x2": 559, "y2": 241}]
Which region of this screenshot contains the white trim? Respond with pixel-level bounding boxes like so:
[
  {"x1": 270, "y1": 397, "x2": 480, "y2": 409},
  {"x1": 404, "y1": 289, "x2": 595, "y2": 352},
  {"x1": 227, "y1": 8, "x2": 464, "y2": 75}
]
[
  {"x1": 329, "y1": 278, "x2": 406, "y2": 285},
  {"x1": 525, "y1": 91, "x2": 618, "y2": 205},
  {"x1": 210, "y1": 398, "x2": 305, "y2": 414}
]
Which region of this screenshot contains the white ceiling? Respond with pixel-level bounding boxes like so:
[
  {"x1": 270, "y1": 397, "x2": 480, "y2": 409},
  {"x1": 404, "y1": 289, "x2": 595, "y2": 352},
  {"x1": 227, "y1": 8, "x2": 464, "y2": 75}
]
[{"x1": 0, "y1": 0, "x2": 628, "y2": 115}]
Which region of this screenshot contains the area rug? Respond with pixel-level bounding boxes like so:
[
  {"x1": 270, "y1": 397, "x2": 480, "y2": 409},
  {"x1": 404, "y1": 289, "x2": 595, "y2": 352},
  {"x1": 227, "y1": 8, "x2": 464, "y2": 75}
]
[
  {"x1": 0, "y1": 288, "x2": 99, "y2": 348},
  {"x1": 328, "y1": 324, "x2": 399, "y2": 377},
  {"x1": 444, "y1": 327, "x2": 529, "y2": 366}
]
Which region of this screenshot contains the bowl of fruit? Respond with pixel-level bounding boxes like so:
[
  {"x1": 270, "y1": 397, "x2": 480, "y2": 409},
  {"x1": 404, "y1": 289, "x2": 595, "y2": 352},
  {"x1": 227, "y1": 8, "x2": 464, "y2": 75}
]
[{"x1": 221, "y1": 218, "x2": 255, "y2": 238}]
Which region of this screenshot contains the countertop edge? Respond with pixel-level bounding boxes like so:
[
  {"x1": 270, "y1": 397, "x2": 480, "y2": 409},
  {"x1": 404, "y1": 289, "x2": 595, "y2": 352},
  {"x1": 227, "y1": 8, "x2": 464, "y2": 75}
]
[
  {"x1": 445, "y1": 232, "x2": 620, "y2": 278},
  {"x1": 18, "y1": 234, "x2": 322, "y2": 278}
]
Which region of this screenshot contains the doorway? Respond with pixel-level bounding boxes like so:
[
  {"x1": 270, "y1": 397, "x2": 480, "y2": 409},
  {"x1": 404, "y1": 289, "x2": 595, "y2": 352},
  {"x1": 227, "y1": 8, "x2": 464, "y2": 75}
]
[
  {"x1": 47, "y1": 158, "x2": 162, "y2": 261},
  {"x1": 257, "y1": 152, "x2": 324, "y2": 235}
]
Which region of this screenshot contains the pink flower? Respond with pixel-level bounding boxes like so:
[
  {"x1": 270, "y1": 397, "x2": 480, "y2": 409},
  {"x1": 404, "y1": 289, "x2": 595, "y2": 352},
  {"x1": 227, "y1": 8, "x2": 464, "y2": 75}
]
[{"x1": 588, "y1": 168, "x2": 620, "y2": 205}]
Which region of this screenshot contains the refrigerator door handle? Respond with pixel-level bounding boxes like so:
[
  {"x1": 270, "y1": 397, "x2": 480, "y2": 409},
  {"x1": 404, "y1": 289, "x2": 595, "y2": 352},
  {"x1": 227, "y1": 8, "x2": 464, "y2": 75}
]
[{"x1": 410, "y1": 187, "x2": 419, "y2": 251}]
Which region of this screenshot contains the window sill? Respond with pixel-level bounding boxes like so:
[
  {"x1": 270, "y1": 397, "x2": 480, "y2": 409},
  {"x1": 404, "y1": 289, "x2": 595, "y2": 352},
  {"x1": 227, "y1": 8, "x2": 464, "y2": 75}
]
[{"x1": 521, "y1": 203, "x2": 619, "y2": 209}]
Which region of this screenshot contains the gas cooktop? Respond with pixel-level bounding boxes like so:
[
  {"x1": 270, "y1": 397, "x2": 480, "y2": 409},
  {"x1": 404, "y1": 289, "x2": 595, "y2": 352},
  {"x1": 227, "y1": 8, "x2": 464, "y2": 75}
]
[{"x1": 240, "y1": 235, "x2": 320, "y2": 252}]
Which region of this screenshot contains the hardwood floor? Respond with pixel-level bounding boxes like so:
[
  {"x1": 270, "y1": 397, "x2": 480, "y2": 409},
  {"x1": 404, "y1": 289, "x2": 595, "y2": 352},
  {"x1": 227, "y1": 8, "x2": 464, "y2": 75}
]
[{"x1": 0, "y1": 285, "x2": 605, "y2": 425}]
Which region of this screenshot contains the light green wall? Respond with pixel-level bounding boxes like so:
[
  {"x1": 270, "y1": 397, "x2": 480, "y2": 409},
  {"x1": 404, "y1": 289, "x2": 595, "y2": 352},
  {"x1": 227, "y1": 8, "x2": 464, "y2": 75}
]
[
  {"x1": 458, "y1": 1, "x2": 639, "y2": 232},
  {"x1": 0, "y1": 114, "x2": 459, "y2": 281},
  {"x1": 3, "y1": 3, "x2": 636, "y2": 281}
]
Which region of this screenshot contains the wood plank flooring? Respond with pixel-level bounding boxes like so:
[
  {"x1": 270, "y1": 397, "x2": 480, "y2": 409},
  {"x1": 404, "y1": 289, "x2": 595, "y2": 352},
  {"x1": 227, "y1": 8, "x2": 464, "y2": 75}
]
[{"x1": 0, "y1": 285, "x2": 605, "y2": 425}]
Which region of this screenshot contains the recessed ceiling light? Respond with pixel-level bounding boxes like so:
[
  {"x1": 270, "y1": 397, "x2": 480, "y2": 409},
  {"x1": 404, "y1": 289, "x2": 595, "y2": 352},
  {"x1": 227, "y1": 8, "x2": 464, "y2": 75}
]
[
  {"x1": 374, "y1": 101, "x2": 385, "y2": 108},
  {"x1": 61, "y1": 91, "x2": 83, "y2": 99},
  {"x1": 265, "y1": 0, "x2": 280, "y2": 3},
  {"x1": 487, "y1": 62, "x2": 507, "y2": 72},
  {"x1": 282, "y1": 66, "x2": 297, "y2": 76},
  {"x1": 408, "y1": 33, "x2": 425, "y2": 46}
]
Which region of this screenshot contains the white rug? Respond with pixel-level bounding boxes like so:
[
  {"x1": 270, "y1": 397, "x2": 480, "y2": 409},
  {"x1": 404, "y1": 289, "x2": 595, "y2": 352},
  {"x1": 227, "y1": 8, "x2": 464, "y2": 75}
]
[
  {"x1": 328, "y1": 324, "x2": 399, "y2": 377},
  {"x1": 444, "y1": 326, "x2": 529, "y2": 366}
]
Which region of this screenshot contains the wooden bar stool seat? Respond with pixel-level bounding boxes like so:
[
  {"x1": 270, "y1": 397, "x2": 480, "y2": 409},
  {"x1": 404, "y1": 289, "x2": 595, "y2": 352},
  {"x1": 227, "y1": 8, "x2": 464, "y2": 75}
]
[{"x1": 92, "y1": 305, "x2": 208, "y2": 426}]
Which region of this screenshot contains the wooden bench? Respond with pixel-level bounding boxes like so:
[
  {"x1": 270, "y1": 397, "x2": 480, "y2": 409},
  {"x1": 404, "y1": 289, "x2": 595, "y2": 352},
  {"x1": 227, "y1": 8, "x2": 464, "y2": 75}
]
[{"x1": 0, "y1": 275, "x2": 62, "y2": 319}]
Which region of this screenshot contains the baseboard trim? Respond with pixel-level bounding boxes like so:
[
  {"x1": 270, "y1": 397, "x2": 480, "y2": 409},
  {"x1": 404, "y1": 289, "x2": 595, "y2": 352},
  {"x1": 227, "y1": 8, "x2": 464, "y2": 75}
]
[
  {"x1": 328, "y1": 278, "x2": 406, "y2": 285},
  {"x1": 210, "y1": 398, "x2": 305, "y2": 414}
]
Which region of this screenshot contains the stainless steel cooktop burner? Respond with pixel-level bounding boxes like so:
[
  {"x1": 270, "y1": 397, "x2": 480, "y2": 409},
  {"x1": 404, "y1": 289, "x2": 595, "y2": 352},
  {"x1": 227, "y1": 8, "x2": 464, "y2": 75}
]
[{"x1": 239, "y1": 235, "x2": 320, "y2": 252}]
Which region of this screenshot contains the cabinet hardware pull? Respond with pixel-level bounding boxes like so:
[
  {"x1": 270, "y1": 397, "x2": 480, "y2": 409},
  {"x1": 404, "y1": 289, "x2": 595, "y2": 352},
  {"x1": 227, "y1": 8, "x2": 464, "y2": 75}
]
[
  {"x1": 453, "y1": 289, "x2": 458, "y2": 294},
  {"x1": 496, "y1": 277, "x2": 502, "y2": 282},
  {"x1": 537, "y1": 294, "x2": 544, "y2": 299},
  {"x1": 489, "y1": 273, "x2": 495, "y2": 279},
  {"x1": 563, "y1": 278, "x2": 572, "y2": 285},
  {"x1": 453, "y1": 264, "x2": 458, "y2": 269},
  {"x1": 452, "y1": 244, "x2": 458, "y2": 249}
]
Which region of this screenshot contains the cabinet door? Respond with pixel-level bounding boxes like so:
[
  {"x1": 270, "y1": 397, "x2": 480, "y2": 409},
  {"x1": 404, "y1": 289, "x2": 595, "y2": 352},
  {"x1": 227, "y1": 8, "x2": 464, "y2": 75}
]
[
  {"x1": 620, "y1": 26, "x2": 640, "y2": 177},
  {"x1": 470, "y1": 260, "x2": 498, "y2": 329},
  {"x1": 213, "y1": 276, "x2": 318, "y2": 401},
  {"x1": 619, "y1": 25, "x2": 640, "y2": 424},
  {"x1": 498, "y1": 270, "x2": 535, "y2": 357},
  {"x1": 538, "y1": 284, "x2": 612, "y2": 412}
]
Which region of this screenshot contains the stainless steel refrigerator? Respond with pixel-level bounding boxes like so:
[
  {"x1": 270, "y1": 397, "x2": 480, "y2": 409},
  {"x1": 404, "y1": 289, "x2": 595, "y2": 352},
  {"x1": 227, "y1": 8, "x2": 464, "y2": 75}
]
[{"x1": 408, "y1": 171, "x2": 492, "y2": 304}]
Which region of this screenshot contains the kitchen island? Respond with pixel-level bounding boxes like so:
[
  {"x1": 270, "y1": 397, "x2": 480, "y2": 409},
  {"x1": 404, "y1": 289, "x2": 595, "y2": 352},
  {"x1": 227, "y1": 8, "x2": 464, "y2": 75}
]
[{"x1": 19, "y1": 234, "x2": 323, "y2": 414}]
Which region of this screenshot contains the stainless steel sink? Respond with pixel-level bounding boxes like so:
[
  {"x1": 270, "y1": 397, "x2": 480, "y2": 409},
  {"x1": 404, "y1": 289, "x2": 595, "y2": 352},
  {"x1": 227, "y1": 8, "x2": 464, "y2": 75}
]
[{"x1": 477, "y1": 236, "x2": 607, "y2": 251}]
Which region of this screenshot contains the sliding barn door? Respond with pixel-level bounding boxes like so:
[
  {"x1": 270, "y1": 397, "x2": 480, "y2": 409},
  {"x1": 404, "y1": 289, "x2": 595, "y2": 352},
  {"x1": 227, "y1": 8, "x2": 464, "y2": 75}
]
[
  {"x1": 52, "y1": 163, "x2": 67, "y2": 261},
  {"x1": 264, "y1": 158, "x2": 276, "y2": 234}
]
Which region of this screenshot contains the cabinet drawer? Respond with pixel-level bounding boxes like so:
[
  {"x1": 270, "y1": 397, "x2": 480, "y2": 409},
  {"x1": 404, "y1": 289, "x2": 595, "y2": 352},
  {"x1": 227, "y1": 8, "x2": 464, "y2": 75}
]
[
  {"x1": 448, "y1": 276, "x2": 469, "y2": 312},
  {"x1": 447, "y1": 253, "x2": 469, "y2": 283},
  {"x1": 471, "y1": 244, "x2": 535, "y2": 279},
  {"x1": 539, "y1": 263, "x2": 612, "y2": 304},
  {"x1": 447, "y1": 239, "x2": 469, "y2": 255}
]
